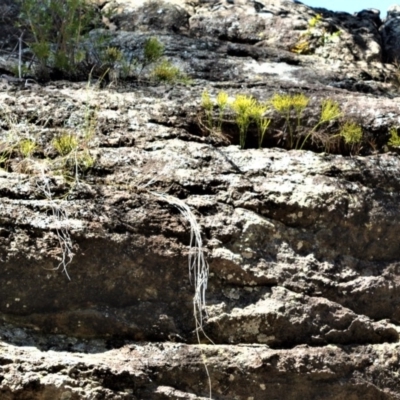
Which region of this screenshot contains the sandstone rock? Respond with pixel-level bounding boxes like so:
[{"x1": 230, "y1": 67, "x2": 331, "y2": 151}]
[
  {"x1": 1, "y1": 333, "x2": 400, "y2": 399},
  {"x1": 381, "y1": 5, "x2": 400, "y2": 62},
  {"x1": 106, "y1": 0, "x2": 191, "y2": 33},
  {"x1": 1, "y1": 0, "x2": 400, "y2": 399}
]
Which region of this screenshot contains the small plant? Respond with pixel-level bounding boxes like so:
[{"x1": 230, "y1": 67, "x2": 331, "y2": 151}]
[
  {"x1": 319, "y1": 99, "x2": 342, "y2": 124},
  {"x1": 53, "y1": 133, "x2": 79, "y2": 156},
  {"x1": 339, "y1": 121, "x2": 363, "y2": 145},
  {"x1": 151, "y1": 59, "x2": 187, "y2": 83},
  {"x1": 291, "y1": 13, "x2": 341, "y2": 54},
  {"x1": 271, "y1": 93, "x2": 293, "y2": 115},
  {"x1": 300, "y1": 99, "x2": 342, "y2": 150},
  {"x1": 338, "y1": 121, "x2": 363, "y2": 154},
  {"x1": 201, "y1": 91, "x2": 270, "y2": 148},
  {"x1": 290, "y1": 14, "x2": 323, "y2": 55},
  {"x1": 82, "y1": 104, "x2": 97, "y2": 143},
  {"x1": 216, "y1": 91, "x2": 229, "y2": 131},
  {"x1": 232, "y1": 94, "x2": 257, "y2": 149},
  {"x1": 291, "y1": 41, "x2": 311, "y2": 54},
  {"x1": 137, "y1": 36, "x2": 165, "y2": 78},
  {"x1": 0, "y1": 142, "x2": 13, "y2": 169},
  {"x1": 308, "y1": 13, "x2": 323, "y2": 28},
  {"x1": 17, "y1": 0, "x2": 104, "y2": 79},
  {"x1": 144, "y1": 37, "x2": 165, "y2": 65},
  {"x1": 201, "y1": 90, "x2": 214, "y2": 131},
  {"x1": 292, "y1": 94, "x2": 309, "y2": 121},
  {"x1": 247, "y1": 102, "x2": 270, "y2": 148},
  {"x1": 0, "y1": 154, "x2": 9, "y2": 169},
  {"x1": 78, "y1": 150, "x2": 95, "y2": 170},
  {"x1": 322, "y1": 30, "x2": 342, "y2": 45},
  {"x1": 104, "y1": 47, "x2": 123, "y2": 64},
  {"x1": 19, "y1": 139, "x2": 37, "y2": 158},
  {"x1": 292, "y1": 94, "x2": 309, "y2": 147},
  {"x1": 388, "y1": 127, "x2": 400, "y2": 147},
  {"x1": 271, "y1": 93, "x2": 309, "y2": 148},
  {"x1": 256, "y1": 116, "x2": 271, "y2": 148}
]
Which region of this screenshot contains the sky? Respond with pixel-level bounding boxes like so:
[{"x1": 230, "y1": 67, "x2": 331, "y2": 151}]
[{"x1": 300, "y1": 0, "x2": 397, "y2": 18}]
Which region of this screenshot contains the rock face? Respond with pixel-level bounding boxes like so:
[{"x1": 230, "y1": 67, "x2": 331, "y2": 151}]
[{"x1": 2, "y1": 0, "x2": 400, "y2": 399}]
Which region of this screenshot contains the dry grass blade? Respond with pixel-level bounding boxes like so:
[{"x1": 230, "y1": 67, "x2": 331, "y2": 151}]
[
  {"x1": 149, "y1": 191, "x2": 209, "y2": 329},
  {"x1": 140, "y1": 180, "x2": 212, "y2": 398},
  {"x1": 37, "y1": 172, "x2": 74, "y2": 280}
]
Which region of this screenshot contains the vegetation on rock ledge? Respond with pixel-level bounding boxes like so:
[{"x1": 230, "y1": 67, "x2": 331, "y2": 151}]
[{"x1": 200, "y1": 90, "x2": 396, "y2": 155}]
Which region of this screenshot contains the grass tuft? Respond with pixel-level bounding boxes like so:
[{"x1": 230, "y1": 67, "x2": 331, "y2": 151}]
[
  {"x1": 53, "y1": 133, "x2": 79, "y2": 156},
  {"x1": 19, "y1": 139, "x2": 37, "y2": 158}
]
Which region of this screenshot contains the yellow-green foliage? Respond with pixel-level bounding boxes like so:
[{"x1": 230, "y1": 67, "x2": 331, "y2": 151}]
[
  {"x1": 202, "y1": 90, "x2": 214, "y2": 130},
  {"x1": 104, "y1": 47, "x2": 123, "y2": 63},
  {"x1": 291, "y1": 41, "x2": 311, "y2": 55},
  {"x1": 232, "y1": 95, "x2": 257, "y2": 149},
  {"x1": 299, "y1": 98, "x2": 342, "y2": 150},
  {"x1": 151, "y1": 59, "x2": 187, "y2": 83},
  {"x1": 292, "y1": 94, "x2": 309, "y2": 115},
  {"x1": 246, "y1": 102, "x2": 270, "y2": 148},
  {"x1": 308, "y1": 13, "x2": 323, "y2": 28},
  {"x1": 198, "y1": 90, "x2": 374, "y2": 154},
  {"x1": 0, "y1": 140, "x2": 13, "y2": 167},
  {"x1": 201, "y1": 91, "x2": 271, "y2": 149},
  {"x1": 231, "y1": 95, "x2": 257, "y2": 115},
  {"x1": 257, "y1": 116, "x2": 271, "y2": 148},
  {"x1": 0, "y1": 153, "x2": 8, "y2": 167},
  {"x1": 216, "y1": 91, "x2": 229, "y2": 131},
  {"x1": 339, "y1": 122, "x2": 363, "y2": 145},
  {"x1": 202, "y1": 90, "x2": 213, "y2": 110},
  {"x1": 53, "y1": 133, "x2": 79, "y2": 156},
  {"x1": 230, "y1": 95, "x2": 271, "y2": 149},
  {"x1": 388, "y1": 127, "x2": 400, "y2": 147},
  {"x1": 291, "y1": 13, "x2": 341, "y2": 54},
  {"x1": 271, "y1": 93, "x2": 293, "y2": 115},
  {"x1": 216, "y1": 91, "x2": 229, "y2": 109},
  {"x1": 290, "y1": 14, "x2": 323, "y2": 55},
  {"x1": 320, "y1": 99, "x2": 342, "y2": 124},
  {"x1": 78, "y1": 150, "x2": 95, "y2": 170},
  {"x1": 271, "y1": 93, "x2": 309, "y2": 148},
  {"x1": 19, "y1": 139, "x2": 37, "y2": 158}
]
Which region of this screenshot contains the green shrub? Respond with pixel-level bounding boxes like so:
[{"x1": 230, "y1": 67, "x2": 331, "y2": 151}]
[
  {"x1": 17, "y1": 2, "x2": 187, "y2": 84},
  {"x1": 144, "y1": 37, "x2": 165, "y2": 65},
  {"x1": 135, "y1": 37, "x2": 165, "y2": 79},
  {"x1": 17, "y1": 0, "x2": 105, "y2": 79}
]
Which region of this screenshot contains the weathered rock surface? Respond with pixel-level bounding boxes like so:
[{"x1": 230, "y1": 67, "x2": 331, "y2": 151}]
[
  {"x1": 2, "y1": 0, "x2": 400, "y2": 399},
  {"x1": 2, "y1": 330, "x2": 400, "y2": 400}
]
